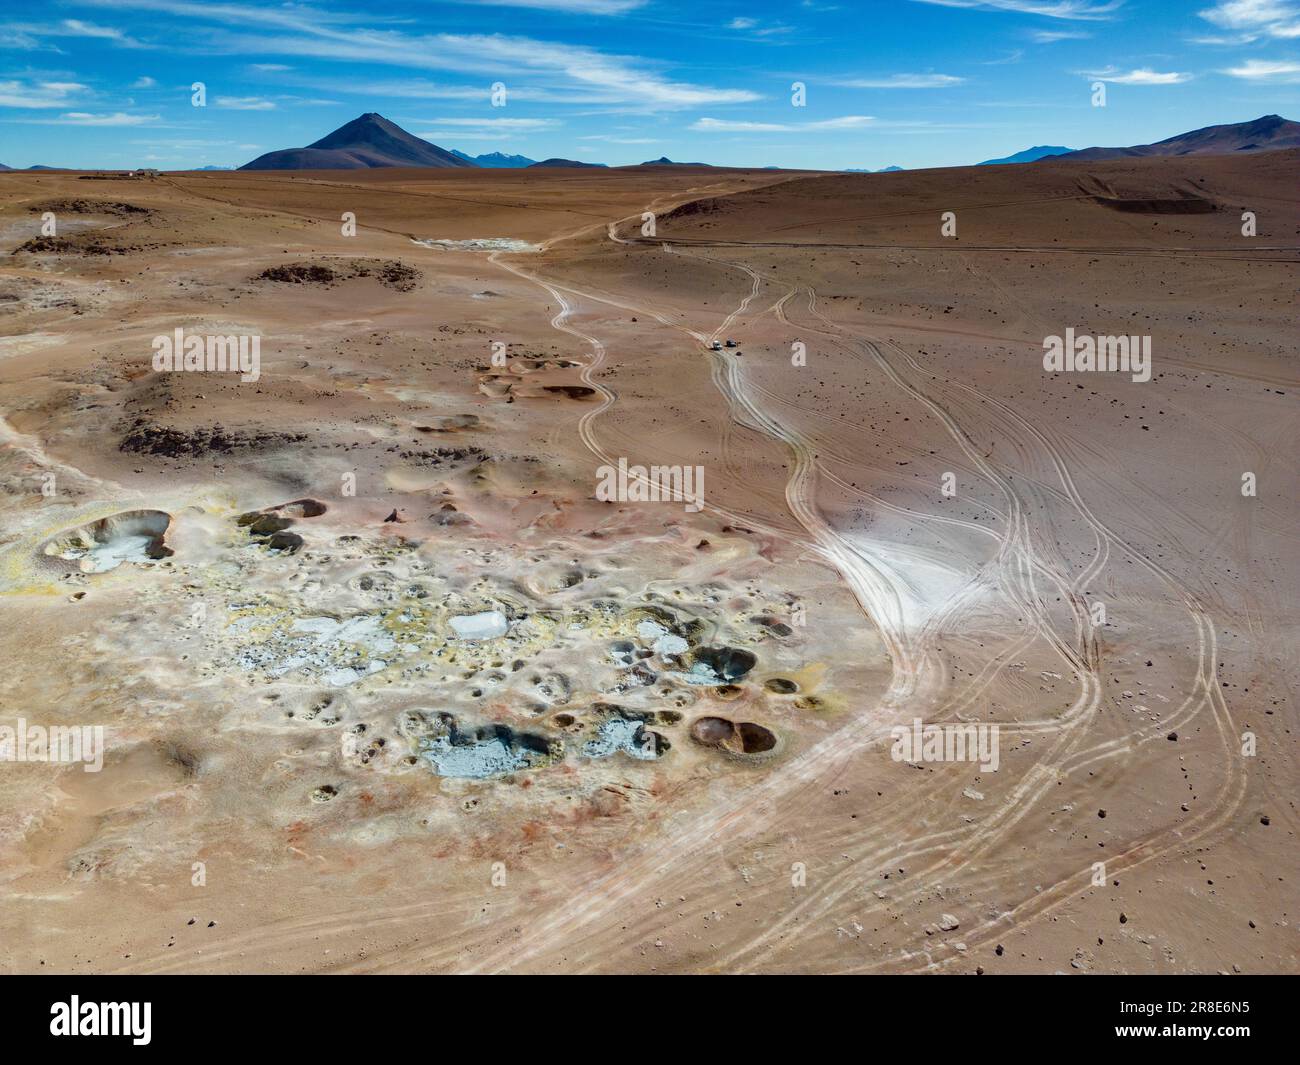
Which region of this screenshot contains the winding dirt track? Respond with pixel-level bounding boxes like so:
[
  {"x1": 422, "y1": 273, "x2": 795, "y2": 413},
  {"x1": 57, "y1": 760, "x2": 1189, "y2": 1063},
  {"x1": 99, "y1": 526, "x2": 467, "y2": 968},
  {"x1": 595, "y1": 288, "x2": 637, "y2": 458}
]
[{"x1": 450, "y1": 220, "x2": 1249, "y2": 973}]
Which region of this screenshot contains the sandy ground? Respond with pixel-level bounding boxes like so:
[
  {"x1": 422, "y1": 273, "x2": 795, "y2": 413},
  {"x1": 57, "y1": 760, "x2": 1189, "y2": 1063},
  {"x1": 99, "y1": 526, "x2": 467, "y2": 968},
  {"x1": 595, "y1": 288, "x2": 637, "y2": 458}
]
[{"x1": 0, "y1": 155, "x2": 1295, "y2": 974}]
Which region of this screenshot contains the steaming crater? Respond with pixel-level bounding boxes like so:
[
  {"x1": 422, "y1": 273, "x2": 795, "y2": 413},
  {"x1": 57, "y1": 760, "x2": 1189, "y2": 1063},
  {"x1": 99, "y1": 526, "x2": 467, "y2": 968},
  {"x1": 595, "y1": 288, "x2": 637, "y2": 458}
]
[{"x1": 42, "y1": 510, "x2": 173, "y2": 573}]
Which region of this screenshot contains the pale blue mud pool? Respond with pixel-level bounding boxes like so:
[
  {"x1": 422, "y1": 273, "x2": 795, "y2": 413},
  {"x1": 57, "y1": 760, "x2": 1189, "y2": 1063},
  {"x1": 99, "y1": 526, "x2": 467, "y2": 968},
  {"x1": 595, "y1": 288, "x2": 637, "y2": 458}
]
[
  {"x1": 420, "y1": 733, "x2": 534, "y2": 778},
  {"x1": 583, "y1": 716, "x2": 658, "y2": 761}
]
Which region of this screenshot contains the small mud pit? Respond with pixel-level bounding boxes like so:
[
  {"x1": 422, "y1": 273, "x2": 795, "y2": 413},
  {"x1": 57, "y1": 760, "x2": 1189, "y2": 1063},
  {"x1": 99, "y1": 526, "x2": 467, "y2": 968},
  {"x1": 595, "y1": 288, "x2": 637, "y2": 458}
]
[
  {"x1": 236, "y1": 498, "x2": 324, "y2": 554},
  {"x1": 43, "y1": 510, "x2": 173, "y2": 573},
  {"x1": 690, "y1": 715, "x2": 779, "y2": 758},
  {"x1": 238, "y1": 513, "x2": 294, "y2": 536},
  {"x1": 416, "y1": 414, "x2": 480, "y2": 433},
  {"x1": 542, "y1": 386, "x2": 597, "y2": 400},
  {"x1": 265, "y1": 531, "x2": 304, "y2": 554},
  {"x1": 765, "y1": 678, "x2": 799, "y2": 694},
  {"x1": 582, "y1": 709, "x2": 669, "y2": 761},
  {"x1": 271, "y1": 498, "x2": 327, "y2": 519},
  {"x1": 684, "y1": 646, "x2": 758, "y2": 685}
]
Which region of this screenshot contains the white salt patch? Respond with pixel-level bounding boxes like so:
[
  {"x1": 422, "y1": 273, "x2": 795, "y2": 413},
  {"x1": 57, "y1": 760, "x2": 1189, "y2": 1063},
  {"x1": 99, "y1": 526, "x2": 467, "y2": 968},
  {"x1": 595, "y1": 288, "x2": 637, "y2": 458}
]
[
  {"x1": 654, "y1": 633, "x2": 688, "y2": 656},
  {"x1": 449, "y1": 610, "x2": 508, "y2": 640},
  {"x1": 676, "y1": 663, "x2": 727, "y2": 687},
  {"x1": 412, "y1": 238, "x2": 539, "y2": 253},
  {"x1": 232, "y1": 612, "x2": 399, "y2": 686}
]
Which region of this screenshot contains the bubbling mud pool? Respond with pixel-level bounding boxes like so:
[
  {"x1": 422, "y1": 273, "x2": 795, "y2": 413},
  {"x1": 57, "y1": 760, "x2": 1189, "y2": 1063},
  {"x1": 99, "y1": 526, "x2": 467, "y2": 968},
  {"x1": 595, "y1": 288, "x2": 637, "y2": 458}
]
[{"x1": 42, "y1": 510, "x2": 173, "y2": 573}]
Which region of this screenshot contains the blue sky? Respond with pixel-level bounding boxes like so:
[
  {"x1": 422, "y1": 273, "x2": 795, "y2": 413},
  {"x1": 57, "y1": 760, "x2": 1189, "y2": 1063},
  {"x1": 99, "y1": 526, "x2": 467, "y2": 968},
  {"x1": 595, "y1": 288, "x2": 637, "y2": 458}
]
[{"x1": 0, "y1": 0, "x2": 1296, "y2": 170}]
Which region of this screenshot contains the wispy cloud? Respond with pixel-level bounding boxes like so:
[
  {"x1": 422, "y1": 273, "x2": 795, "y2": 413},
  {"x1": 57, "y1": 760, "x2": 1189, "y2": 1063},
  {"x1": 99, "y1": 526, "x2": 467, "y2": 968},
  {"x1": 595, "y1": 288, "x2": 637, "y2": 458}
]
[
  {"x1": 1199, "y1": 1, "x2": 1300, "y2": 40},
  {"x1": 215, "y1": 95, "x2": 275, "y2": 109},
  {"x1": 417, "y1": 117, "x2": 559, "y2": 129},
  {"x1": 76, "y1": 1, "x2": 758, "y2": 110},
  {"x1": 0, "y1": 79, "x2": 86, "y2": 108},
  {"x1": 450, "y1": 0, "x2": 646, "y2": 12},
  {"x1": 840, "y1": 73, "x2": 965, "y2": 88},
  {"x1": 1222, "y1": 56, "x2": 1300, "y2": 79},
  {"x1": 2, "y1": 18, "x2": 149, "y2": 48},
  {"x1": 692, "y1": 115, "x2": 874, "y2": 132},
  {"x1": 725, "y1": 16, "x2": 793, "y2": 36},
  {"x1": 1084, "y1": 66, "x2": 1192, "y2": 84},
  {"x1": 131, "y1": 75, "x2": 156, "y2": 88},
  {"x1": 1031, "y1": 29, "x2": 1091, "y2": 41},
  {"x1": 282, "y1": 77, "x2": 491, "y2": 101},
  {"x1": 909, "y1": 0, "x2": 1122, "y2": 19},
  {"x1": 52, "y1": 110, "x2": 159, "y2": 125}
]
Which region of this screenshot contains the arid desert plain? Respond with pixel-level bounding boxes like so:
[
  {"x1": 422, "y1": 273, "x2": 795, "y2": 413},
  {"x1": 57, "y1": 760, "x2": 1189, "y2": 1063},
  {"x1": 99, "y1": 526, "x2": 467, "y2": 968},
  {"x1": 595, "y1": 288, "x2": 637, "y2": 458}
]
[{"x1": 0, "y1": 153, "x2": 1296, "y2": 974}]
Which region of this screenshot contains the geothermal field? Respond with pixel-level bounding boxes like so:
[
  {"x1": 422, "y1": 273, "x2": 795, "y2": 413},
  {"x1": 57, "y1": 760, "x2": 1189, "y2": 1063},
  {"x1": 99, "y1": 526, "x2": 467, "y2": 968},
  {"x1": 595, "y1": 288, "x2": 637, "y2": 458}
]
[{"x1": 0, "y1": 152, "x2": 1296, "y2": 975}]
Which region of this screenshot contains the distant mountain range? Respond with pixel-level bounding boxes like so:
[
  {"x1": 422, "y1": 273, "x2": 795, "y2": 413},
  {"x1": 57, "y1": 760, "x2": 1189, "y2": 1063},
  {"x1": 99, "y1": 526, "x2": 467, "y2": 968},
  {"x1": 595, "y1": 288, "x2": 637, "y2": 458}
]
[
  {"x1": 978, "y1": 146, "x2": 1072, "y2": 166},
  {"x1": 845, "y1": 165, "x2": 905, "y2": 173},
  {"x1": 8, "y1": 112, "x2": 1293, "y2": 175},
  {"x1": 451, "y1": 150, "x2": 536, "y2": 168},
  {"x1": 240, "y1": 113, "x2": 473, "y2": 170},
  {"x1": 1058, "y1": 114, "x2": 1300, "y2": 161}
]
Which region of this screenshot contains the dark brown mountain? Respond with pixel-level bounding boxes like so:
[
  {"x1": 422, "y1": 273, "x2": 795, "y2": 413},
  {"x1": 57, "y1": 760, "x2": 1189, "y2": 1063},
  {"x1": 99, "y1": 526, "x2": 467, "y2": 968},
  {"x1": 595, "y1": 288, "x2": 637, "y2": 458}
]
[
  {"x1": 1061, "y1": 114, "x2": 1300, "y2": 161},
  {"x1": 240, "y1": 113, "x2": 475, "y2": 171},
  {"x1": 636, "y1": 157, "x2": 712, "y2": 168},
  {"x1": 527, "y1": 158, "x2": 607, "y2": 168}
]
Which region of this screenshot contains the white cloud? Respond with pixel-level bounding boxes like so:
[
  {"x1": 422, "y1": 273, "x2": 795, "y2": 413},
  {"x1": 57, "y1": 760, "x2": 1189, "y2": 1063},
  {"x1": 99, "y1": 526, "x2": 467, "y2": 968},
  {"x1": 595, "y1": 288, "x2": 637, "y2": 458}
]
[
  {"x1": 692, "y1": 115, "x2": 874, "y2": 132},
  {"x1": 841, "y1": 73, "x2": 965, "y2": 88},
  {"x1": 54, "y1": 111, "x2": 159, "y2": 125},
  {"x1": 287, "y1": 78, "x2": 490, "y2": 101},
  {"x1": 1031, "y1": 29, "x2": 1091, "y2": 41},
  {"x1": 0, "y1": 79, "x2": 85, "y2": 108},
  {"x1": 1085, "y1": 67, "x2": 1192, "y2": 84},
  {"x1": 417, "y1": 117, "x2": 558, "y2": 129},
  {"x1": 215, "y1": 95, "x2": 275, "y2": 109},
  {"x1": 729, "y1": 17, "x2": 758, "y2": 28},
  {"x1": 909, "y1": 0, "x2": 1121, "y2": 19},
  {"x1": 450, "y1": 0, "x2": 645, "y2": 11},
  {"x1": 60, "y1": 18, "x2": 132, "y2": 40},
  {"x1": 1222, "y1": 57, "x2": 1300, "y2": 79},
  {"x1": 1200, "y1": 0, "x2": 1300, "y2": 38},
  {"x1": 3, "y1": 18, "x2": 149, "y2": 47},
  {"x1": 131, "y1": 75, "x2": 157, "y2": 88}
]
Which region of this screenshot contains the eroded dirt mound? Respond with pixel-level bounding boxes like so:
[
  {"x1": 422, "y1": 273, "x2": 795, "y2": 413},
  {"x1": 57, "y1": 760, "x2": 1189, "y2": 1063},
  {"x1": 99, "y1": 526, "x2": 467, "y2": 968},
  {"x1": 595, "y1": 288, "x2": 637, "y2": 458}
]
[
  {"x1": 29, "y1": 200, "x2": 151, "y2": 217},
  {"x1": 118, "y1": 421, "x2": 308, "y2": 458},
  {"x1": 13, "y1": 236, "x2": 139, "y2": 256},
  {"x1": 255, "y1": 259, "x2": 422, "y2": 291}
]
